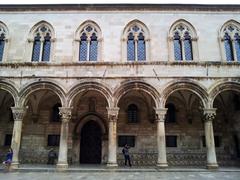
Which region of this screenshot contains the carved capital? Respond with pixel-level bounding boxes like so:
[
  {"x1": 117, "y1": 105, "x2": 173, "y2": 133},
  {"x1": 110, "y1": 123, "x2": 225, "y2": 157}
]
[
  {"x1": 155, "y1": 108, "x2": 168, "y2": 122},
  {"x1": 107, "y1": 107, "x2": 119, "y2": 122},
  {"x1": 203, "y1": 108, "x2": 216, "y2": 122},
  {"x1": 59, "y1": 107, "x2": 72, "y2": 123},
  {"x1": 11, "y1": 107, "x2": 27, "y2": 121}
]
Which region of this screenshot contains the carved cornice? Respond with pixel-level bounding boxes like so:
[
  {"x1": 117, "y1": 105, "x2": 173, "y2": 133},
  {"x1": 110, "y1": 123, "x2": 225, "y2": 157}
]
[
  {"x1": 11, "y1": 107, "x2": 27, "y2": 121},
  {"x1": 59, "y1": 107, "x2": 72, "y2": 123},
  {"x1": 203, "y1": 108, "x2": 216, "y2": 122}
]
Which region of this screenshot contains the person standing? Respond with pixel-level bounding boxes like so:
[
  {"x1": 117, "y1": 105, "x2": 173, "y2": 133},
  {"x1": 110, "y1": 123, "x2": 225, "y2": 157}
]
[
  {"x1": 3, "y1": 148, "x2": 13, "y2": 172},
  {"x1": 122, "y1": 144, "x2": 132, "y2": 167}
]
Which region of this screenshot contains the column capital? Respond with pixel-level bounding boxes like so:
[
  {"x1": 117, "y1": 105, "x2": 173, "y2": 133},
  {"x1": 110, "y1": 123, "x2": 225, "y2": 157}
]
[
  {"x1": 107, "y1": 107, "x2": 119, "y2": 121},
  {"x1": 11, "y1": 107, "x2": 27, "y2": 121},
  {"x1": 59, "y1": 107, "x2": 72, "y2": 123},
  {"x1": 203, "y1": 108, "x2": 217, "y2": 122},
  {"x1": 155, "y1": 108, "x2": 168, "y2": 122}
]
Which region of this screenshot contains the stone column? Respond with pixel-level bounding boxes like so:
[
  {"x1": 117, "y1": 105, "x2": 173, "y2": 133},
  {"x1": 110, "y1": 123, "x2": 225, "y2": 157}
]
[
  {"x1": 203, "y1": 108, "x2": 218, "y2": 169},
  {"x1": 155, "y1": 108, "x2": 168, "y2": 168},
  {"x1": 11, "y1": 107, "x2": 27, "y2": 169},
  {"x1": 57, "y1": 107, "x2": 72, "y2": 170},
  {"x1": 106, "y1": 107, "x2": 119, "y2": 167}
]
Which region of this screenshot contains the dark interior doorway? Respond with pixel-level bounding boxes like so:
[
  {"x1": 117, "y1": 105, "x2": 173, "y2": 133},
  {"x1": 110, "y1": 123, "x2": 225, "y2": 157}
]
[{"x1": 80, "y1": 120, "x2": 102, "y2": 164}]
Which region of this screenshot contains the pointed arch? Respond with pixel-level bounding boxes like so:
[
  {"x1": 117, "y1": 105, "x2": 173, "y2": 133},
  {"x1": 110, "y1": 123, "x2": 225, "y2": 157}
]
[
  {"x1": 122, "y1": 19, "x2": 150, "y2": 61},
  {"x1": 74, "y1": 20, "x2": 103, "y2": 62},
  {"x1": 168, "y1": 19, "x2": 199, "y2": 61},
  {"x1": 0, "y1": 21, "x2": 9, "y2": 62},
  {"x1": 219, "y1": 20, "x2": 240, "y2": 62},
  {"x1": 27, "y1": 20, "x2": 55, "y2": 62}
]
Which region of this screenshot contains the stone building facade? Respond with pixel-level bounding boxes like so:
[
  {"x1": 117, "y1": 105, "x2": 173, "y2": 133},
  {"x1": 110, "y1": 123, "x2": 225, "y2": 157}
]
[{"x1": 0, "y1": 4, "x2": 240, "y2": 169}]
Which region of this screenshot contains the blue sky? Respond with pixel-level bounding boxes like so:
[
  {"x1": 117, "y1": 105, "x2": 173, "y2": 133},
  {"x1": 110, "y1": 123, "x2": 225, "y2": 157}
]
[{"x1": 0, "y1": 0, "x2": 240, "y2": 5}]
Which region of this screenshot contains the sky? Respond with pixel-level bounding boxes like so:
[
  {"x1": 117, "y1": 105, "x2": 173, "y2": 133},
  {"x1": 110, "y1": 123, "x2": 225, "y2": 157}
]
[{"x1": 0, "y1": 0, "x2": 240, "y2": 5}]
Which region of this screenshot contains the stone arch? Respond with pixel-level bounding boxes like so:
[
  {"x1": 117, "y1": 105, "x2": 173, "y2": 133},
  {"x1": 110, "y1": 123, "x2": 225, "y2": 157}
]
[
  {"x1": 67, "y1": 81, "x2": 112, "y2": 108},
  {"x1": 73, "y1": 112, "x2": 107, "y2": 136},
  {"x1": 19, "y1": 80, "x2": 66, "y2": 107},
  {"x1": 0, "y1": 79, "x2": 18, "y2": 105},
  {"x1": 75, "y1": 20, "x2": 102, "y2": 40},
  {"x1": 113, "y1": 80, "x2": 160, "y2": 108},
  {"x1": 122, "y1": 19, "x2": 150, "y2": 40},
  {"x1": 169, "y1": 19, "x2": 198, "y2": 38},
  {"x1": 161, "y1": 79, "x2": 208, "y2": 108},
  {"x1": 209, "y1": 80, "x2": 240, "y2": 108},
  {"x1": 29, "y1": 20, "x2": 55, "y2": 40}
]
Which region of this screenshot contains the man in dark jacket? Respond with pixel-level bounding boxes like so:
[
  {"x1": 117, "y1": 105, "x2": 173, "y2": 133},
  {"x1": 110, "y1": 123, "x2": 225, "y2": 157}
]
[{"x1": 122, "y1": 144, "x2": 132, "y2": 167}]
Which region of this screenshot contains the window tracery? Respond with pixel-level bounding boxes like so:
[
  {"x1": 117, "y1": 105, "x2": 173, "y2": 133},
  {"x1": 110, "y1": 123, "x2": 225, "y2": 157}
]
[{"x1": 221, "y1": 22, "x2": 240, "y2": 62}]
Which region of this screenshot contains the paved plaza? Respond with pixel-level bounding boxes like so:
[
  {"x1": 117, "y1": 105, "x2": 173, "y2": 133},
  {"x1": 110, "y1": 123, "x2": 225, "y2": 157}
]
[{"x1": 0, "y1": 171, "x2": 240, "y2": 180}]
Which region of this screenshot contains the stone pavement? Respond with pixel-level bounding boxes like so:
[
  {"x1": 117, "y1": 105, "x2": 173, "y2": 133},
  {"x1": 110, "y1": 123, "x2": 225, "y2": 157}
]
[
  {"x1": 0, "y1": 171, "x2": 240, "y2": 180},
  {"x1": 0, "y1": 165, "x2": 240, "y2": 180}
]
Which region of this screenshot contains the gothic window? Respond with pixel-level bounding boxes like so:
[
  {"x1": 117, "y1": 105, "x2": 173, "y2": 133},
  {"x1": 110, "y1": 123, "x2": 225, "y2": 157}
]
[
  {"x1": 78, "y1": 24, "x2": 100, "y2": 61},
  {"x1": 0, "y1": 23, "x2": 8, "y2": 62},
  {"x1": 30, "y1": 22, "x2": 53, "y2": 62},
  {"x1": 51, "y1": 103, "x2": 61, "y2": 122},
  {"x1": 123, "y1": 20, "x2": 149, "y2": 61},
  {"x1": 220, "y1": 21, "x2": 240, "y2": 62},
  {"x1": 126, "y1": 25, "x2": 146, "y2": 61},
  {"x1": 127, "y1": 104, "x2": 138, "y2": 123},
  {"x1": 169, "y1": 20, "x2": 198, "y2": 61},
  {"x1": 165, "y1": 103, "x2": 176, "y2": 123}
]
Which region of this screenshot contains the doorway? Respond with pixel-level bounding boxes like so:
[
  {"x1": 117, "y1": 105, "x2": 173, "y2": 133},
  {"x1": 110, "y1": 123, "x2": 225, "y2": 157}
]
[{"x1": 80, "y1": 120, "x2": 102, "y2": 164}]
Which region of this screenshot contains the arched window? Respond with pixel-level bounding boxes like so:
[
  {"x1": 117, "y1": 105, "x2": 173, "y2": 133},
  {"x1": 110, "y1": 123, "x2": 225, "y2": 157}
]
[
  {"x1": 123, "y1": 20, "x2": 150, "y2": 61},
  {"x1": 76, "y1": 21, "x2": 102, "y2": 62},
  {"x1": 0, "y1": 22, "x2": 8, "y2": 62},
  {"x1": 220, "y1": 21, "x2": 240, "y2": 62},
  {"x1": 51, "y1": 103, "x2": 61, "y2": 122},
  {"x1": 28, "y1": 21, "x2": 54, "y2": 62},
  {"x1": 127, "y1": 104, "x2": 138, "y2": 123},
  {"x1": 169, "y1": 20, "x2": 198, "y2": 61},
  {"x1": 165, "y1": 103, "x2": 176, "y2": 123}
]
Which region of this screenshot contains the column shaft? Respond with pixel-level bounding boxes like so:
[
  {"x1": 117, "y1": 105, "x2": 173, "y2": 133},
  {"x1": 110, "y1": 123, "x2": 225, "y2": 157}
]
[
  {"x1": 107, "y1": 107, "x2": 119, "y2": 167},
  {"x1": 11, "y1": 107, "x2": 27, "y2": 169},
  {"x1": 57, "y1": 107, "x2": 72, "y2": 170},
  {"x1": 203, "y1": 108, "x2": 218, "y2": 169},
  {"x1": 155, "y1": 108, "x2": 168, "y2": 168}
]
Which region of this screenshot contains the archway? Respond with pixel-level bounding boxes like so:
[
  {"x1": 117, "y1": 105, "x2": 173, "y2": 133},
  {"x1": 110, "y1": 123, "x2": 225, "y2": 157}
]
[
  {"x1": 0, "y1": 89, "x2": 15, "y2": 161},
  {"x1": 80, "y1": 120, "x2": 102, "y2": 164}
]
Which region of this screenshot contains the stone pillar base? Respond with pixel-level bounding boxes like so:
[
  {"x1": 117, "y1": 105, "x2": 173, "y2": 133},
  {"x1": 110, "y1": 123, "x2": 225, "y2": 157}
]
[
  {"x1": 10, "y1": 162, "x2": 19, "y2": 169},
  {"x1": 207, "y1": 163, "x2": 218, "y2": 170},
  {"x1": 156, "y1": 163, "x2": 168, "y2": 168},
  {"x1": 106, "y1": 162, "x2": 118, "y2": 167},
  {"x1": 57, "y1": 163, "x2": 68, "y2": 171}
]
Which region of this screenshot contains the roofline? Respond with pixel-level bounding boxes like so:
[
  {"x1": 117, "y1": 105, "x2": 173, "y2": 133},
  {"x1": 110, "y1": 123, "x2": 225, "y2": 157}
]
[{"x1": 0, "y1": 4, "x2": 240, "y2": 11}]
